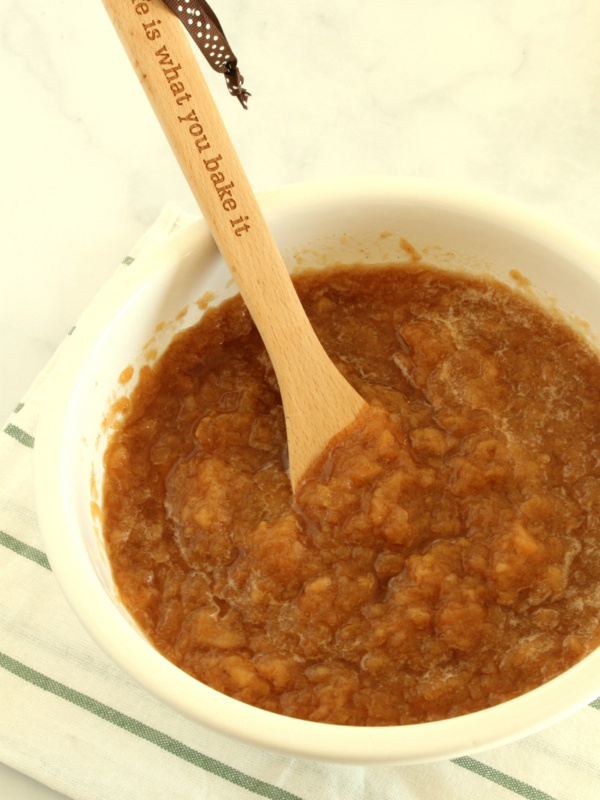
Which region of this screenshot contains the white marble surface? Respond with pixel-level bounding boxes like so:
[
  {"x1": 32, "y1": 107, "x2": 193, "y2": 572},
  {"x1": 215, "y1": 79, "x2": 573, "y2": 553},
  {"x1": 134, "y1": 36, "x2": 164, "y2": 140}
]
[{"x1": 2, "y1": 0, "x2": 600, "y2": 796}]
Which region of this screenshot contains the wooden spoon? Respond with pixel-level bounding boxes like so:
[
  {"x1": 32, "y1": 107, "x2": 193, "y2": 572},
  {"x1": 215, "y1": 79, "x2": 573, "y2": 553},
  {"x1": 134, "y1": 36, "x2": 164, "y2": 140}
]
[{"x1": 102, "y1": 0, "x2": 366, "y2": 490}]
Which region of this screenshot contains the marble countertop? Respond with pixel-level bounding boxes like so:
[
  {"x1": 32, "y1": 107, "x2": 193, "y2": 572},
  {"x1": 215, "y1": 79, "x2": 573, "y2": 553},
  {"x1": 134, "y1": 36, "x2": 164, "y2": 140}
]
[{"x1": 2, "y1": 0, "x2": 600, "y2": 796}]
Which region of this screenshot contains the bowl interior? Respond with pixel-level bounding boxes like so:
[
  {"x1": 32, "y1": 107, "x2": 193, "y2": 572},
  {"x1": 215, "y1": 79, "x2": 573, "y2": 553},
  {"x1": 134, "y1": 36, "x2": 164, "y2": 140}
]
[{"x1": 35, "y1": 178, "x2": 600, "y2": 764}]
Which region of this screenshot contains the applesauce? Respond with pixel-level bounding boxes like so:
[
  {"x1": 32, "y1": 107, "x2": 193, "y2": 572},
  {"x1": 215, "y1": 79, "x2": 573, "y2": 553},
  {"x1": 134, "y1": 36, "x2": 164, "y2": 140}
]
[{"x1": 102, "y1": 263, "x2": 600, "y2": 725}]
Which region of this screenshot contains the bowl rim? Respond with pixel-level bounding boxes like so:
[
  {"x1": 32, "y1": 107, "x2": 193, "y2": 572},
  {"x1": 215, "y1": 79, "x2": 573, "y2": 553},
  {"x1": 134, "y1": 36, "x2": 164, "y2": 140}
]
[{"x1": 35, "y1": 176, "x2": 600, "y2": 764}]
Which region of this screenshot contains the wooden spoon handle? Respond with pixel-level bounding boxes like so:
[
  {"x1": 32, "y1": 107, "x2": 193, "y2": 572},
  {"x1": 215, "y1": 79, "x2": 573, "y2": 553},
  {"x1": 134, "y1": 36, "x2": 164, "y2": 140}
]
[{"x1": 101, "y1": 0, "x2": 365, "y2": 487}]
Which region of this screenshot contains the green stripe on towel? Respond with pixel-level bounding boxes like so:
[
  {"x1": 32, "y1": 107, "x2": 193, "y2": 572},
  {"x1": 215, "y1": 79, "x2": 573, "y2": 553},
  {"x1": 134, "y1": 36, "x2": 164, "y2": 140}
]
[
  {"x1": 453, "y1": 756, "x2": 558, "y2": 800},
  {"x1": 3, "y1": 423, "x2": 34, "y2": 448},
  {"x1": 0, "y1": 530, "x2": 51, "y2": 570},
  {"x1": 0, "y1": 651, "x2": 302, "y2": 800}
]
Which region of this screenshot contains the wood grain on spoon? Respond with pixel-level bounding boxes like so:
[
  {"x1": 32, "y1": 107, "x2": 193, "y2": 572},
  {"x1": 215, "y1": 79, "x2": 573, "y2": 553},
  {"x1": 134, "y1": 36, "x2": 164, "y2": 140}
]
[{"x1": 102, "y1": 0, "x2": 367, "y2": 490}]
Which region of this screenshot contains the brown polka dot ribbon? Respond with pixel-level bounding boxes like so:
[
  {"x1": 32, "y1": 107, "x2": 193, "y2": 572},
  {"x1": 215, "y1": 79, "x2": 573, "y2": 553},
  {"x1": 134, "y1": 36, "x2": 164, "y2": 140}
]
[{"x1": 161, "y1": 0, "x2": 250, "y2": 107}]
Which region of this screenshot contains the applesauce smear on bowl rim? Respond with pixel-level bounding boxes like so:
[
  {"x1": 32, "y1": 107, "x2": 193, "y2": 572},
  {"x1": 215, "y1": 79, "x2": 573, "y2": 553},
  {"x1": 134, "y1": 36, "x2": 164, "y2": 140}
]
[{"x1": 101, "y1": 249, "x2": 600, "y2": 727}]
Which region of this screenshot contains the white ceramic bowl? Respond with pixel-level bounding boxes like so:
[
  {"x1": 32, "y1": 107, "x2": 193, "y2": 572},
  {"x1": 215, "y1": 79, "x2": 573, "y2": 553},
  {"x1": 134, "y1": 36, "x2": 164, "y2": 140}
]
[{"x1": 35, "y1": 178, "x2": 600, "y2": 764}]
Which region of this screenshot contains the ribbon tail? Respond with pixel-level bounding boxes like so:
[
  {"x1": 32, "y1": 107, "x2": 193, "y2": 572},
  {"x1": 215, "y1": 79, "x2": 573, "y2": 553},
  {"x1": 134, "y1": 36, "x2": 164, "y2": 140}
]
[{"x1": 160, "y1": 0, "x2": 250, "y2": 107}]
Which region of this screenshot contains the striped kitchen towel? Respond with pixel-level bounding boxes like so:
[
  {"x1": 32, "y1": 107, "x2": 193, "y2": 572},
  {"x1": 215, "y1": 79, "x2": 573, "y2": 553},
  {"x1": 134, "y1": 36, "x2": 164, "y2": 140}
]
[{"x1": 1, "y1": 206, "x2": 599, "y2": 800}]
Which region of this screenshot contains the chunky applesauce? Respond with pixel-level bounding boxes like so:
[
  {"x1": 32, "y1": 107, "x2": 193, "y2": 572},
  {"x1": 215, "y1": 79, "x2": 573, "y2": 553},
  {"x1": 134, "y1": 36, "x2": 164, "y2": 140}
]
[{"x1": 102, "y1": 263, "x2": 600, "y2": 725}]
